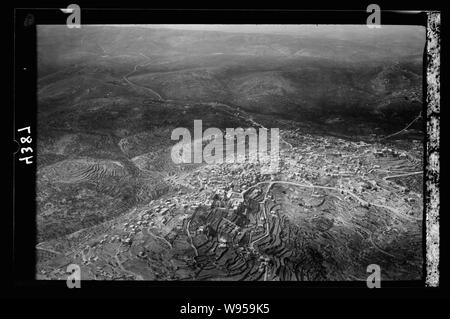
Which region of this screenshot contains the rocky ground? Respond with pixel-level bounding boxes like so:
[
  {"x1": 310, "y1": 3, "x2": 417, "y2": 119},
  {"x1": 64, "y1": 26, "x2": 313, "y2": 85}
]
[
  {"x1": 36, "y1": 25, "x2": 424, "y2": 281},
  {"x1": 36, "y1": 103, "x2": 423, "y2": 281}
]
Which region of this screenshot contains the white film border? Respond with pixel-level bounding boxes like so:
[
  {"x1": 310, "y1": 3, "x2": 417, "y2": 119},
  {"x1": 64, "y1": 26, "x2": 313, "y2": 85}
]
[{"x1": 425, "y1": 11, "x2": 440, "y2": 288}]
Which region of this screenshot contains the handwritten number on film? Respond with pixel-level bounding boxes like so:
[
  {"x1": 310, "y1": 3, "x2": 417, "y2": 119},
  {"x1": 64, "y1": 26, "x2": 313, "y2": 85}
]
[{"x1": 17, "y1": 127, "x2": 33, "y2": 164}]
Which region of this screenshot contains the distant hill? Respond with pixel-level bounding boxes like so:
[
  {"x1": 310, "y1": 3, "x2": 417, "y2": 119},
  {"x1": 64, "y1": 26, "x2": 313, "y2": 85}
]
[{"x1": 38, "y1": 25, "x2": 425, "y2": 126}]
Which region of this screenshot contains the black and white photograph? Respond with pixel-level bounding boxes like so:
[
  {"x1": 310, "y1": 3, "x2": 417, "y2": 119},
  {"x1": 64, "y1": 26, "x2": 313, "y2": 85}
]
[{"x1": 35, "y1": 23, "x2": 427, "y2": 282}]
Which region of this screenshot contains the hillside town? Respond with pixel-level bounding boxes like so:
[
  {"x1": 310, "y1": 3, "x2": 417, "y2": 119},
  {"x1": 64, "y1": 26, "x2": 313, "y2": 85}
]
[{"x1": 37, "y1": 124, "x2": 423, "y2": 281}]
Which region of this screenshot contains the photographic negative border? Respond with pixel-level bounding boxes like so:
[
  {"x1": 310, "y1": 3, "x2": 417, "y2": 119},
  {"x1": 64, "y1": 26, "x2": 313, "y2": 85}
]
[
  {"x1": 10, "y1": 6, "x2": 443, "y2": 298},
  {"x1": 425, "y1": 11, "x2": 440, "y2": 288}
]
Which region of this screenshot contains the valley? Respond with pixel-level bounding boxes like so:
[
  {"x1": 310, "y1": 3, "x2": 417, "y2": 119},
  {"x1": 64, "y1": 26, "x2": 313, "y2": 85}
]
[{"x1": 36, "y1": 25, "x2": 424, "y2": 281}]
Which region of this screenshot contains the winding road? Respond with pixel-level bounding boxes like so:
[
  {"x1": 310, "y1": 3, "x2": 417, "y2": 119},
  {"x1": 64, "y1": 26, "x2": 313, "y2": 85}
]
[
  {"x1": 122, "y1": 54, "x2": 164, "y2": 101},
  {"x1": 241, "y1": 180, "x2": 421, "y2": 222}
]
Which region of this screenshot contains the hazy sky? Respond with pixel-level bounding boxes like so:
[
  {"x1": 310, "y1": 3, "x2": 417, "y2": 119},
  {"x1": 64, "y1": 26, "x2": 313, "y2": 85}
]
[{"x1": 143, "y1": 24, "x2": 422, "y2": 33}]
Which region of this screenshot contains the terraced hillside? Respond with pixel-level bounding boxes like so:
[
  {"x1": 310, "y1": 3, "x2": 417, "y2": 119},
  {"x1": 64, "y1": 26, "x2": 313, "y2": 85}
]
[
  {"x1": 36, "y1": 25, "x2": 424, "y2": 281},
  {"x1": 36, "y1": 129, "x2": 423, "y2": 281}
]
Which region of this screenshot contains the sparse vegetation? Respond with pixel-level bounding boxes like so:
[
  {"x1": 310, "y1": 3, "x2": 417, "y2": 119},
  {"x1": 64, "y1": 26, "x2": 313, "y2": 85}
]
[{"x1": 36, "y1": 25, "x2": 424, "y2": 281}]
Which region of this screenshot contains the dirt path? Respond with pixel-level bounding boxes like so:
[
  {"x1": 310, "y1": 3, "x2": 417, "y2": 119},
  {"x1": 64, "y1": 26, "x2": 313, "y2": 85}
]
[
  {"x1": 383, "y1": 171, "x2": 422, "y2": 180},
  {"x1": 142, "y1": 227, "x2": 172, "y2": 249},
  {"x1": 240, "y1": 180, "x2": 421, "y2": 222},
  {"x1": 114, "y1": 249, "x2": 144, "y2": 280},
  {"x1": 122, "y1": 55, "x2": 164, "y2": 101}
]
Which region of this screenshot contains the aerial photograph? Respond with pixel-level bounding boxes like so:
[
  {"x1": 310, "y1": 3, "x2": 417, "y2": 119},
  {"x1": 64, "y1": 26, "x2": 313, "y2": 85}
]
[{"x1": 36, "y1": 24, "x2": 425, "y2": 281}]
